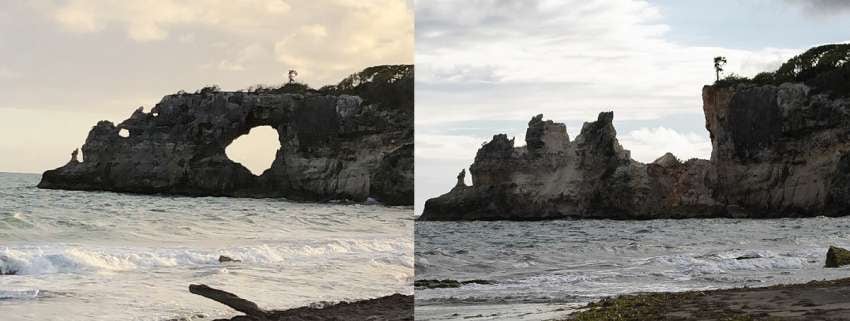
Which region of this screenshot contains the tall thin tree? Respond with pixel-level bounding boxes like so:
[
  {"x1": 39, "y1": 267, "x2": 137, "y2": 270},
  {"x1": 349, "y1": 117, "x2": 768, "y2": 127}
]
[{"x1": 714, "y1": 56, "x2": 727, "y2": 81}]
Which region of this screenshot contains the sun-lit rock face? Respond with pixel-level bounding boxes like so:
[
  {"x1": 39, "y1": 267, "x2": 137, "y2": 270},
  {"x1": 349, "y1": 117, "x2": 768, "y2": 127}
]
[
  {"x1": 38, "y1": 65, "x2": 413, "y2": 205},
  {"x1": 421, "y1": 76, "x2": 850, "y2": 220}
]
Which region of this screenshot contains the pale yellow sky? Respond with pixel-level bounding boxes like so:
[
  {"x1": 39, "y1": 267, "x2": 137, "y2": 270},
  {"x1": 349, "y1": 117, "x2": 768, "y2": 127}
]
[{"x1": 0, "y1": 0, "x2": 413, "y2": 173}]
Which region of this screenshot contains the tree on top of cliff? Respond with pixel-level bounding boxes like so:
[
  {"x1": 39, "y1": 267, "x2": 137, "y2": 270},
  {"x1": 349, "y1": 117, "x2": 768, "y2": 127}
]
[
  {"x1": 198, "y1": 85, "x2": 220, "y2": 94},
  {"x1": 716, "y1": 44, "x2": 850, "y2": 97},
  {"x1": 714, "y1": 56, "x2": 727, "y2": 81}
]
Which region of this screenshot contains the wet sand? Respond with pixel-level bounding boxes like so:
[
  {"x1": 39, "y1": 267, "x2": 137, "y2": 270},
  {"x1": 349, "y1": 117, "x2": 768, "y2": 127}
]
[{"x1": 566, "y1": 278, "x2": 850, "y2": 321}]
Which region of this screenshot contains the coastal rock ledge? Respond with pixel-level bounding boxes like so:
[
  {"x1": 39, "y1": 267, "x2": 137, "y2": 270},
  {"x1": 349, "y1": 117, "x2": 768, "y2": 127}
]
[
  {"x1": 421, "y1": 46, "x2": 850, "y2": 220},
  {"x1": 39, "y1": 65, "x2": 413, "y2": 205}
]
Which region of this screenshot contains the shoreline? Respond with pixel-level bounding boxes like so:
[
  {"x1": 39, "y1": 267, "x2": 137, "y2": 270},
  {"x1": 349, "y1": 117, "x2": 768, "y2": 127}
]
[{"x1": 564, "y1": 277, "x2": 850, "y2": 321}]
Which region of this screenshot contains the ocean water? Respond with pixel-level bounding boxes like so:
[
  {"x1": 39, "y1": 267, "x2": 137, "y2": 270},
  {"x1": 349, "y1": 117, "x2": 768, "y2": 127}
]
[
  {"x1": 415, "y1": 218, "x2": 850, "y2": 320},
  {"x1": 0, "y1": 172, "x2": 413, "y2": 321}
]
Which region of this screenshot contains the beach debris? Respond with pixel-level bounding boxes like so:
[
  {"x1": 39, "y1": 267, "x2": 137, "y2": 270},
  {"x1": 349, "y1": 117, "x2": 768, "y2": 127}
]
[
  {"x1": 825, "y1": 245, "x2": 850, "y2": 268},
  {"x1": 189, "y1": 284, "x2": 413, "y2": 321},
  {"x1": 189, "y1": 284, "x2": 268, "y2": 319},
  {"x1": 218, "y1": 255, "x2": 241, "y2": 263}
]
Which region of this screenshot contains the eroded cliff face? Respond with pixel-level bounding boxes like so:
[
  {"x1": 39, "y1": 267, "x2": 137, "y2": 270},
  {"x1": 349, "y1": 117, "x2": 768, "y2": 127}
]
[
  {"x1": 703, "y1": 83, "x2": 850, "y2": 216},
  {"x1": 39, "y1": 65, "x2": 413, "y2": 205},
  {"x1": 420, "y1": 81, "x2": 850, "y2": 220}
]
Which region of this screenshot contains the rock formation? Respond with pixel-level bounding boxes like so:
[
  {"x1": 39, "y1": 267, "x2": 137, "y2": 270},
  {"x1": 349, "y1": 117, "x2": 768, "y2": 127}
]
[
  {"x1": 39, "y1": 65, "x2": 413, "y2": 205},
  {"x1": 420, "y1": 45, "x2": 850, "y2": 220},
  {"x1": 825, "y1": 246, "x2": 850, "y2": 268}
]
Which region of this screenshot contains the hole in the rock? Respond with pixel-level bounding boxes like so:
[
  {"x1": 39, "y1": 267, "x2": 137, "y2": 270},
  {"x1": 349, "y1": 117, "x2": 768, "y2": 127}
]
[
  {"x1": 119, "y1": 128, "x2": 130, "y2": 138},
  {"x1": 225, "y1": 126, "x2": 280, "y2": 176}
]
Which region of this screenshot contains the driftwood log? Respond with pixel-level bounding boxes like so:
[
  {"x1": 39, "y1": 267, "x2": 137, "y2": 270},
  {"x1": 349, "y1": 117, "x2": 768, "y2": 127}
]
[
  {"x1": 188, "y1": 284, "x2": 414, "y2": 321},
  {"x1": 189, "y1": 284, "x2": 268, "y2": 319}
]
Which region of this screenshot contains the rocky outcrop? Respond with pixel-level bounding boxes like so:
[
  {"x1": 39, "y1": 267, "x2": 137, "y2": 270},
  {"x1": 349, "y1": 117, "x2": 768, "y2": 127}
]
[
  {"x1": 421, "y1": 67, "x2": 850, "y2": 220},
  {"x1": 825, "y1": 246, "x2": 850, "y2": 268},
  {"x1": 39, "y1": 65, "x2": 413, "y2": 205}
]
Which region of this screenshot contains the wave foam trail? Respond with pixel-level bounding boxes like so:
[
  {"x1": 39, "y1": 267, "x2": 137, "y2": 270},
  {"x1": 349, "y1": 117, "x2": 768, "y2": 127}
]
[
  {"x1": 0, "y1": 238, "x2": 410, "y2": 275},
  {"x1": 0, "y1": 289, "x2": 39, "y2": 300}
]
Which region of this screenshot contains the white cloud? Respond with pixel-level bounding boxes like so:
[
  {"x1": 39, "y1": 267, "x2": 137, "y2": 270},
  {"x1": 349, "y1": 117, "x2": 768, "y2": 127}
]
[
  {"x1": 273, "y1": 0, "x2": 414, "y2": 84},
  {"x1": 415, "y1": 0, "x2": 801, "y2": 125},
  {"x1": 0, "y1": 66, "x2": 21, "y2": 79},
  {"x1": 415, "y1": 134, "x2": 488, "y2": 161},
  {"x1": 43, "y1": 0, "x2": 293, "y2": 41},
  {"x1": 32, "y1": 0, "x2": 413, "y2": 85},
  {"x1": 215, "y1": 43, "x2": 267, "y2": 71},
  {"x1": 619, "y1": 127, "x2": 712, "y2": 163}
]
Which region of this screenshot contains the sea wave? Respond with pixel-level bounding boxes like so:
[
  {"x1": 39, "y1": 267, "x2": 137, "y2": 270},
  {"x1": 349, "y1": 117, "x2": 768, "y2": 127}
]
[
  {"x1": 0, "y1": 289, "x2": 40, "y2": 300},
  {"x1": 0, "y1": 238, "x2": 410, "y2": 275}
]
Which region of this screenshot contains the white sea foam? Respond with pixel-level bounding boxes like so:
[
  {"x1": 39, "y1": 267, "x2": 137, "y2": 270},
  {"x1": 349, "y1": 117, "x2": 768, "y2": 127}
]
[
  {"x1": 0, "y1": 289, "x2": 39, "y2": 300},
  {"x1": 0, "y1": 173, "x2": 413, "y2": 321},
  {"x1": 416, "y1": 218, "x2": 850, "y2": 321},
  {"x1": 0, "y1": 238, "x2": 410, "y2": 276}
]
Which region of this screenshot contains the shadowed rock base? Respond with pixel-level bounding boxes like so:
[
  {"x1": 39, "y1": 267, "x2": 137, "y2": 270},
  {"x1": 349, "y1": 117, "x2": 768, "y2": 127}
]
[
  {"x1": 566, "y1": 278, "x2": 850, "y2": 321},
  {"x1": 189, "y1": 284, "x2": 412, "y2": 321}
]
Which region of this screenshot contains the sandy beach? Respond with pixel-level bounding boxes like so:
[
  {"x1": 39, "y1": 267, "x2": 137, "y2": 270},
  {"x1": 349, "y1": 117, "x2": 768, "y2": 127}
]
[{"x1": 567, "y1": 278, "x2": 850, "y2": 321}]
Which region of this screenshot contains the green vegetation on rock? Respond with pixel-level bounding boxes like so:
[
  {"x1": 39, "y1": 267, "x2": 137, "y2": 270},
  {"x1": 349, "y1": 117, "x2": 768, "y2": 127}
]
[{"x1": 714, "y1": 44, "x2": 850, "y2": 98}]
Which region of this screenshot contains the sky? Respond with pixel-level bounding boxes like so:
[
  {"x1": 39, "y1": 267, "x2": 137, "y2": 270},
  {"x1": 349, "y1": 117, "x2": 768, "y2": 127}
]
[
  {"x1": 415, "y1": 0, "x2": 850, "y2": 214},
  {"x1": 0, "y1": 0, "x2": 413, "y2": 174}
]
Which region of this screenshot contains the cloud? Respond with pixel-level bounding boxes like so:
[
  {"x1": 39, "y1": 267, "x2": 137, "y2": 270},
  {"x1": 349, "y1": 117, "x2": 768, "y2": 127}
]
[
  {"x1": 42, "y1": 0, "x2": 292, "y2": 42},
  {"x1": 30, "y1": 0, "x2": 413, "y2": 85},
  {"x1": 785, "y1": 0, "x2": 850, "y2": 15},
  {"x1": 0, "y1": 66, "x2": 21, "y2": 79},
  {"x1": 415, "y1": 134, "x2": 489, "y2": 161},
  {"x1": 618, "y1": 127, "x2": 711, "y2": 163},
  {"x1": 415, "y1": 0, "x2": 800, "y2": 125},
  {"x1": 273, "y1": 0, "x2": 414, "y2": 83},
  {"x1": 214, "y1": 43, "x2": 268, "y2": 71}
]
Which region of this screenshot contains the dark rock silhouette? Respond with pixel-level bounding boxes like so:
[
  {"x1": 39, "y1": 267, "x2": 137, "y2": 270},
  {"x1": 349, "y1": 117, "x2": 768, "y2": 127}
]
[
  {"x1": 218, "y1": 255, "x2": 241, "y2": 263},
  {"x1": 421, "y1": 48, "x2": 850, "y2": 220},
  {"x1": 825, "y1": 246, "x2": 850, "y2": 268},
  {"x1": 38, "y1": 65, "x2": 413, "y2": 205}
]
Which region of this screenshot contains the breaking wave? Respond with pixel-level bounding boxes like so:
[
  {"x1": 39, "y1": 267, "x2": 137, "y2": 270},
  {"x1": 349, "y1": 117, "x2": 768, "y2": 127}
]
[{"x1": 0, "y1": 238, "x2": 410, "y2": 276}]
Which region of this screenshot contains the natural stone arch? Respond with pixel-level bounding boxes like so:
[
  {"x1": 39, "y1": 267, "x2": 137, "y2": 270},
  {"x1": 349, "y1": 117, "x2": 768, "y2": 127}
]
[
  {"x1": 224, "y1": 125, "x2": 281, "y2": 176},
  {"x1": 38, "y1": 65, "x2": 414, "y2": 205}
]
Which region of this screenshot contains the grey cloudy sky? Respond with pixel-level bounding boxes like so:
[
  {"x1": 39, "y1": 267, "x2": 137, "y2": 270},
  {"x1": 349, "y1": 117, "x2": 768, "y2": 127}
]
[
  {"x1": 0, "y1": 0, "x2": 413, "y2": 174},
  {"x1": 415, "y1": 0, "x2": 850, "y2": 214}
]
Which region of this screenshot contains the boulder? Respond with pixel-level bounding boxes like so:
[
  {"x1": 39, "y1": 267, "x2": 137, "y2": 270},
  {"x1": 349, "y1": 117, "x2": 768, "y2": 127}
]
[
  {"x1": 218, "y1": 255, "x2": 241, "y2": 263},
  {"x1": 825, "y1": 246, "x2": 850, "y2": 268}
]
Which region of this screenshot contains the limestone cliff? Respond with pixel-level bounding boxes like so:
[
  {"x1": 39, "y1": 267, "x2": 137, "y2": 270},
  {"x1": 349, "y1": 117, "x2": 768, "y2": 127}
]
[
  {"x1": 420, "y1": 45, "x2": 850, "y2": 220},
  {"x1": 39, "y1": 65, "x2": 413, "y2": 205}
]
